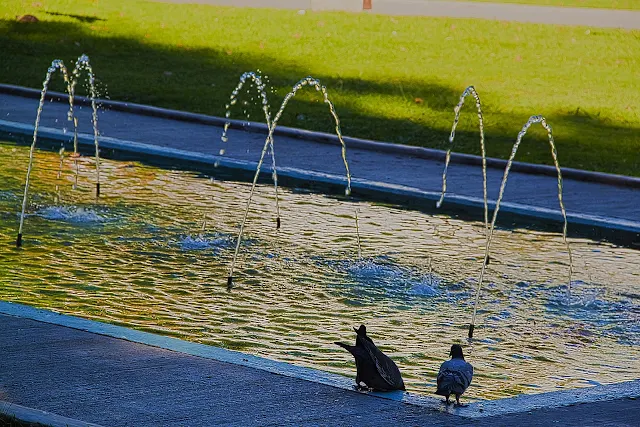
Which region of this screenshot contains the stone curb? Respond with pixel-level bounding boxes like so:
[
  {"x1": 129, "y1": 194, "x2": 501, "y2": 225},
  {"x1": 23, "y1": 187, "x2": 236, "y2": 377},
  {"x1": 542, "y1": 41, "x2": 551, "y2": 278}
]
[
  {"x1": 0, "y1": 400, "x2": 105, "y2": 427},
  {"x1": 2, "y1": 83, "x2": 639, "y2": 189},
  {"x1": 0, "y1": 301, "x2": 443, "y2": 413},
  {"x1": 2, "y1": 302, "x2": 639, "y2": 420}
]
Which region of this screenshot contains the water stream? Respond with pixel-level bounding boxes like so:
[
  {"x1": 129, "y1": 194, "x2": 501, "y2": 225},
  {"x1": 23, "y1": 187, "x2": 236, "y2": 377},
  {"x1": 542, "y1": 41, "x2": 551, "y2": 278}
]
[
  {"x1": 17, "y1": 55, "x2": 102, "y2": 247},
  {"x1": 469, "y1": 115, "x2": 575, "y2": 338},
  {"x1": 227, "y1": 76, "x2": 353, "y2": 289}
]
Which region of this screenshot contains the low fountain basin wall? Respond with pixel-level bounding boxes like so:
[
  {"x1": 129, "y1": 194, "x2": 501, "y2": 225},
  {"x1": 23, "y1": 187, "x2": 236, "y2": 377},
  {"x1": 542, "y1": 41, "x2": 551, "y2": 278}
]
[{"x1": 1, "y1": 119, "x2": 639, "y2": 248}]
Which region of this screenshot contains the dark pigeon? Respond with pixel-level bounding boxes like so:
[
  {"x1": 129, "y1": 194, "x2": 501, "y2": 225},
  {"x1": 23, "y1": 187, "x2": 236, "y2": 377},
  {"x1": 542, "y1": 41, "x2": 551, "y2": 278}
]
[
  {"x1": 435, "y1": 344, "x2": 474, "y2": 405},
  {"x1": 334, "y1": 325, "x2": 406, "y2": 391}
]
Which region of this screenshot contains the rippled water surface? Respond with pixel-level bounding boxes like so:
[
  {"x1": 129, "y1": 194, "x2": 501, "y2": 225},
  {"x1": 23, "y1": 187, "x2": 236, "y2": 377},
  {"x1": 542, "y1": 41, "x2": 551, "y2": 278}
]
[{"x1": 1, "y1": 141, "x2": 638, "y2": 400}]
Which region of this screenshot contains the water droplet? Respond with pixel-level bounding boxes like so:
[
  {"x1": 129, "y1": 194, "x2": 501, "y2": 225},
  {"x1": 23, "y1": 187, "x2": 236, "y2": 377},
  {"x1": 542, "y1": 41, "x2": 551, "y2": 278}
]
[
  {"x1": 221, "y1": 135, "x2": 228, "y2": 143},
  {"x1": 219, "y1": 149, "x2": 225, "y2": 155},
  {"x1": 345, "y1": 188, "x2": 351, "y2": 196}
]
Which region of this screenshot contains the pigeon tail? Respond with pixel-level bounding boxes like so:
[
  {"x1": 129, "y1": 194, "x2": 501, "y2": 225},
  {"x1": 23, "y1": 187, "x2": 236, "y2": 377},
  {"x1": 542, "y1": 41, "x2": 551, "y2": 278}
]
[{"x1": 436, "y1": 370, "x2": 467, "y2": 395}]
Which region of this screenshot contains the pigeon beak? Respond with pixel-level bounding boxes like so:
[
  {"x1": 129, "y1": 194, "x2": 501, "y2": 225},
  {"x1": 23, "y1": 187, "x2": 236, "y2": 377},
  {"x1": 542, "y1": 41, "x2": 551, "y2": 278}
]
[{"x1": 353, "y1": 327, "x2": 359, "y2": 333}]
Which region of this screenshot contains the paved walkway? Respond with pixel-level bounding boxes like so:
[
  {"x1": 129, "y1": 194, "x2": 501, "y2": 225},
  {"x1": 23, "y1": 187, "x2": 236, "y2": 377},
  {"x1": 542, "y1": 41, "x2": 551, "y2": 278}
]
[
  {"x1": 1, "y1": 91, "x2": 639, "y2": 237},
  {"x1": 2, "y1": 310, "x2": 639, "y2": 426},
  {"x1": 155, "y1": 0, "x2": 640, "y2": 29}
]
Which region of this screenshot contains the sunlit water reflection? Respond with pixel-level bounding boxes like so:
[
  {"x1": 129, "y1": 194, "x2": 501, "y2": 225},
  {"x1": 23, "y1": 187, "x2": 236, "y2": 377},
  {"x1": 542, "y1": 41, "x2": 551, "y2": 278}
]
[{"x1": 0, "y1": 141, "x2": 638, "y2": 400}]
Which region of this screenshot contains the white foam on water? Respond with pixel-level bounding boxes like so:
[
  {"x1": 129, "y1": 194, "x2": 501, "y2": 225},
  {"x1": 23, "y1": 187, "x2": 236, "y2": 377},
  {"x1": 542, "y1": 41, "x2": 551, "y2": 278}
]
[
  {"x1": 36, "y1": 206, "x2": 107, "y2": 223},
  {"x1": 179, "y1": 234, "x2": 231, "y2": 251}
]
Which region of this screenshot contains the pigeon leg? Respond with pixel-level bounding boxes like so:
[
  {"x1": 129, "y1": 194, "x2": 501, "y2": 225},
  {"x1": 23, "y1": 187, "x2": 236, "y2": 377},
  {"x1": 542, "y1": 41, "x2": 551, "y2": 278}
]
[
  {"x1": 444, "y1": 395, "x2": 451, "y2": 405},
  {"x1": 454, "y1": 394, "x2": 467, "y2": 407}
]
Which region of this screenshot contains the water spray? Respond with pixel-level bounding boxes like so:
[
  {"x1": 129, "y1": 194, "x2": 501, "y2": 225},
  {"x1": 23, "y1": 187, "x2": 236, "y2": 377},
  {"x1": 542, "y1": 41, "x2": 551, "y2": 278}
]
[
  {"x1": 467, "y1": 115, "x2": 573, "y2": 339},
  {"x1": 227, "y1": 76, "x2": 352, "y2": 289}
]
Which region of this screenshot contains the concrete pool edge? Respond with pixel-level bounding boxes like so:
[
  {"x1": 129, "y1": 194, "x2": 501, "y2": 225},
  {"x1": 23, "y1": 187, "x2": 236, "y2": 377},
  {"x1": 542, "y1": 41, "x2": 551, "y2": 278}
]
[
  {"x1": 1, "y1": 119, "x2": 639, "y2": 240},
  {"x1": 0, "y1": 301, "x2": 441, "y2": 412},
  {"x1": 0, "y1": 400, "x2": 105, "y2": 427},
  {"x1": 2, "y1": 83, "x2": 640, "y2": 190},
  {"x1": 2, "y1": 301, "x2": 639, "y2": 420}
]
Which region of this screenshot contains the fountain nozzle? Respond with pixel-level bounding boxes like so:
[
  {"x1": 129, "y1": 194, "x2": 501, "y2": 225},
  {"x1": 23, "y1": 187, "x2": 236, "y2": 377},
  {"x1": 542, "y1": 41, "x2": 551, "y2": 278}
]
[
  {"x1": 227, "y1": 275, "x2": 233, "y2": 290},
  {"x1": 276, "y1": 216, "x2": 281, "y2": 230},
  {"x1": 16, "y1": 233, "x2": 23, "y2": 248},
  {"x1": 96, "y1": 183, "x2": 101, "y2": 197},
  {"x1": 468, "y1": 324, "x2": 475, "y2": 339}
]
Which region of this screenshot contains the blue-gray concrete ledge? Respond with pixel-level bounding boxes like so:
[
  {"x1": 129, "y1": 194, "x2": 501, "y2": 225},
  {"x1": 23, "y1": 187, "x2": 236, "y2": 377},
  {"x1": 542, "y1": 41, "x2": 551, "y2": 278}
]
[
  {"x1": 2, "y1": 83, "x2": 639, "y2": 190},
  {"x1": 1, "y1": 118, "x2": 639, "y2": 240},
  {"x1": 1, "y1": 301, "x2": 639, "y2": 422},
  {"x1": 0, "y1": 400, "x2": 105, "y2": 427},
  {"x1": 0, "y1": 301, "x2": 439, "y2": 410}
]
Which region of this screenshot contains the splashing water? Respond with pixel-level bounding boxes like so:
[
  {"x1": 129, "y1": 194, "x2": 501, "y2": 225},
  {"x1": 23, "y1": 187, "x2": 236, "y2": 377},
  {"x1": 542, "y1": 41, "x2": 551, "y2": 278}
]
[
  {"x1": 220, "y1": 71, "x2": 281, "y2": 229},
  {"x1": 71, "y1": 55, "x2": 102, "y2": 197},
  {"x1": 468, "y1": 115, "x2": 574, "y2": 338},
  {"x1": 179, "y1": 234, "x2": 231, "y2": 251},
  {"x1": 17, "y1": 59, "x2": 73, "y2": 247},
  {"x1": 36, "y1": 206, "x2": 107, "y2": 223},
  {"x1": 355, "y1": 208, "x2": 362, "y2": 259},
  {"x1": 17, "y1": 55, "x2": 104, "y2": 247},
  {"x1": 227, "y1": 76, "x2": 353, "y2": 289},
  {"x1": 54, "y1": 144, "x2": 65, "y2": 204},
  {"x1": 330, "y1": 257, "x2": 441, "y2": 299},
  {"x1": 437, "y1": 86, "x2": 488, "y2": 237}
]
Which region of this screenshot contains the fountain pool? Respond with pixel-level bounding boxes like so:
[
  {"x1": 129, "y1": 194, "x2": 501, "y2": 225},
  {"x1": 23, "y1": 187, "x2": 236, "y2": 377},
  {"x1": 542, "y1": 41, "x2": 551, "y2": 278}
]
[{"x1": 0, "y1": 140, "x2": 638, "y2": 400}]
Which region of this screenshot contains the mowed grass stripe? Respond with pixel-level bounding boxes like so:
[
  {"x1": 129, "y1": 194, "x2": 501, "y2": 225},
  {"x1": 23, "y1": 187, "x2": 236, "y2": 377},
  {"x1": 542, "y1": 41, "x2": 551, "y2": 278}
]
[{"x1": 0, "y1": 0, "x2": 638, "y2": 175}]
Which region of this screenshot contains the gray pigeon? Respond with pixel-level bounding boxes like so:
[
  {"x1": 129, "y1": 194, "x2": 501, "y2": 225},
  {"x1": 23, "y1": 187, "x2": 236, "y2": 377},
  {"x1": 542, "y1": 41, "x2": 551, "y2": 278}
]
[
  {"x1": 435, "y1": 344, "x2": 474, "y2": 405},
  {"x1": 334, "y1": 325, "x2": 406, "y2": 391}
]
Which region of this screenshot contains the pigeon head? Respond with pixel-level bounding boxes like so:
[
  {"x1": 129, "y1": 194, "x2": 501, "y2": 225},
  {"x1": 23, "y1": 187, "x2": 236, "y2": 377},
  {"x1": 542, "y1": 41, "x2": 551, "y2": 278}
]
[
  {"x1": 450, "y1": 344, "x2": 464, "y2": 360},
  {"x1": 353, "y1": 325, "x2": 367, "y2": 335}
]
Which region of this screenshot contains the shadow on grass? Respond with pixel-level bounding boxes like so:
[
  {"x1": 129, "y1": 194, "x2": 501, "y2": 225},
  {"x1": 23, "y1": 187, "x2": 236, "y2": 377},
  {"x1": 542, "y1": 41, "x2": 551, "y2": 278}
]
[
  {"x1": 0, "y1": 18, "x2": 638, "y2": 175},
  {"x1": 45, "y1": 11, "x2": 105, "y2": 23}
]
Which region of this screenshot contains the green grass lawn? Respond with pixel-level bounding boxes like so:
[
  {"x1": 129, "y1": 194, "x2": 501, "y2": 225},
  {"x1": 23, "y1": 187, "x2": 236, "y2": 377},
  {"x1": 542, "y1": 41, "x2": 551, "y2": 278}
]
[
  {"x1": 457, "y1": 0, "x2": 640, "y2": 10},
  {"x1": 0, "y1": 0, "x2": 638, "y2": 176}
]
